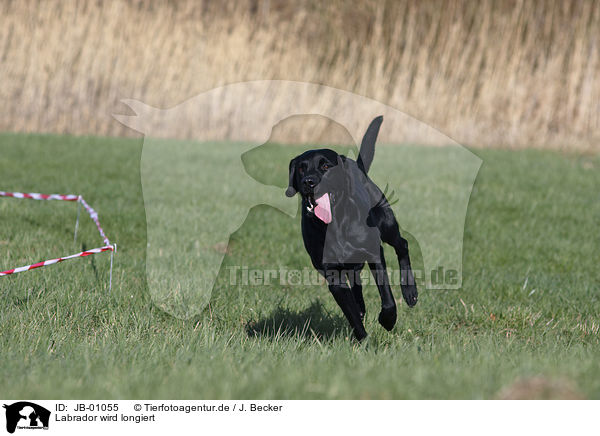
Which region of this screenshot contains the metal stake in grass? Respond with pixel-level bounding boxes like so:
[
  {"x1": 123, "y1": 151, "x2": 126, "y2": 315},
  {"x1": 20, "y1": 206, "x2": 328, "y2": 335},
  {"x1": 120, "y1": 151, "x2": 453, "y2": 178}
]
[{"x1": 109, "y1": 243, "x2": 117, "y2": 292}]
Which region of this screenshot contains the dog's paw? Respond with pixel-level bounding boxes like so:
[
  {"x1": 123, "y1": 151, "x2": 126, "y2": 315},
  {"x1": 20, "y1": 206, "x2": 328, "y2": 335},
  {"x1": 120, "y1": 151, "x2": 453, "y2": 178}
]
[
  {"x1": 354, "y1": 328, "x2": 368, "y2": 342},
  {"x1": 402, "y1": 284, "x2": 418, "y2": 307},
  {"x1": 378, "y1": 305, "x2": 397, "y2": 331}
]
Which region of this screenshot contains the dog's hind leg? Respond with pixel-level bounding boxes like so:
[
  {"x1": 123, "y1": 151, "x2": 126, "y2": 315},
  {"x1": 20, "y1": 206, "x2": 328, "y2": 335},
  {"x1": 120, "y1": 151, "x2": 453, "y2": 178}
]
[
  {"x1": 368, "y1": 247, "x2": 398, "y2": 331},
  {"x1": 377, "y1": 216, "x2": 418, "y2": 307}
]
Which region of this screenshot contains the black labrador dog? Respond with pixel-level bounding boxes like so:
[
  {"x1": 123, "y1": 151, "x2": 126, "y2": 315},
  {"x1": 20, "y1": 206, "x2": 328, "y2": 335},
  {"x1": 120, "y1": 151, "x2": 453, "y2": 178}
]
[{"x1": 285, "y1": 116, "x2": 417, "y2": 340}]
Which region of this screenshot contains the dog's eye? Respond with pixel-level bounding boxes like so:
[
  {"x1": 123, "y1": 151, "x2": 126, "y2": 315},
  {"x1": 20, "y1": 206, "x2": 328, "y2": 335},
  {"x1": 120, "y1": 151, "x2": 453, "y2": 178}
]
[
  {"x1": 298, "y1": 166, "x2": 304, "y2": 175},
  {"x1": 322, "y1": 163, "x2": 331, "y2": 171}
]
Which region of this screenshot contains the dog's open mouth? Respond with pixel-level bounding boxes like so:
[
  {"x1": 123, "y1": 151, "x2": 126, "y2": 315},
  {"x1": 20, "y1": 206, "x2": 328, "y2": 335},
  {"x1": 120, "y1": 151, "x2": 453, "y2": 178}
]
[{"x1": 306, "y1": 193, "x2": 332, "y2": 224}]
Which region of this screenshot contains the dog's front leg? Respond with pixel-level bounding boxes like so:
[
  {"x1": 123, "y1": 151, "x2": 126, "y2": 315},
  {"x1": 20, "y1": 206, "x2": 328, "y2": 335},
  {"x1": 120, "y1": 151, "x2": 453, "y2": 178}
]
[
  {"x1": 326, "y1": 269, "x2": 368, "y2": 341},
  {"x1": 368, "y1": 247, "x2": 398, "y2": 331},
  {"x1": 351, "y1": 270, "x2": 366, "y2": 321}
]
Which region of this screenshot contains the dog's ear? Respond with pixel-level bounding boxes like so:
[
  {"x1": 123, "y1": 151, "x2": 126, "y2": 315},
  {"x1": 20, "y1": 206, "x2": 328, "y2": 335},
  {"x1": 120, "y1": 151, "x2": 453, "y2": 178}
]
[{"x1": 285, "y1": 157, "x2": 298, "y2": 197}]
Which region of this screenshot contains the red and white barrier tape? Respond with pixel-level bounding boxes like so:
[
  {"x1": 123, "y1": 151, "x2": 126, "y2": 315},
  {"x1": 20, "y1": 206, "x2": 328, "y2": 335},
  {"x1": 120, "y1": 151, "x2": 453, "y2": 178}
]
[
  {"x1": 0, "y1": 191, "x2": 116, "y2": 288},
  {"x1": 0, "y1": 246, "x2": 114, "y2": 276},
  {"x1": 79, "y1": 197, "x2": 111, "y2": 246},
  {"x1": 0, "y1": 191, "x2": 79, "y2": 201}
]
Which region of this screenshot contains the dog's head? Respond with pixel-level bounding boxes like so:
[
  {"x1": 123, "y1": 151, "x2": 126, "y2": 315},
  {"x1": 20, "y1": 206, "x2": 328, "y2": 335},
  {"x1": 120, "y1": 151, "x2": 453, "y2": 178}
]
[{"x1": 286, "y1": 148, "x2": 352, "y2": 224}]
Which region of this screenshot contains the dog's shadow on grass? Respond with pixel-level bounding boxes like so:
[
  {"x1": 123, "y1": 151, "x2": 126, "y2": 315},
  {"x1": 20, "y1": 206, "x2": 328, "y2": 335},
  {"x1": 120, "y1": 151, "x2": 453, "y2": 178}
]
[{"x1": 245, "y1": 301, "x2": 348, "y2": 341}]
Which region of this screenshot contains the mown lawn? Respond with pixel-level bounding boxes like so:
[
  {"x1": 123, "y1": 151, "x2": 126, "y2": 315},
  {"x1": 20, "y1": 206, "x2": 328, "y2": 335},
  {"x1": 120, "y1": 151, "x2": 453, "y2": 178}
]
[{"x1": 0, "y1": 132, "x2": 598, "y2": 399}]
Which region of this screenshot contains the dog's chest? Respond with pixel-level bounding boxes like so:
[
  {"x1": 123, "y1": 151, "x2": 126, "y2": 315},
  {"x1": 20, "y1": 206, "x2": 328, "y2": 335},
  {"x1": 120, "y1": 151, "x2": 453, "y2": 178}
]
[{"x1": 301, "y1": 212, "x2": 381, "y2": 265}]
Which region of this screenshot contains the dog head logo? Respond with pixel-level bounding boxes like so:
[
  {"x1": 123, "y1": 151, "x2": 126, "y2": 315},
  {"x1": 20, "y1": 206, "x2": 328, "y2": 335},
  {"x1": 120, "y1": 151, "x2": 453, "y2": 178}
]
[
  {"x1": 3, "y1": 402, "x2": 50, "y2": 433},
  {"x1": 114, "y1": 80, "x2": 481, "y2": 319}
]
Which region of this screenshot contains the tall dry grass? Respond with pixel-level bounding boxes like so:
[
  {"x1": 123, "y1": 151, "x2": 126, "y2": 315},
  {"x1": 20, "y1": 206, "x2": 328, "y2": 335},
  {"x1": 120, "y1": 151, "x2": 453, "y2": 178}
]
[{"x1": 0, "y1": 0, "x2": 598, "y2": 149}]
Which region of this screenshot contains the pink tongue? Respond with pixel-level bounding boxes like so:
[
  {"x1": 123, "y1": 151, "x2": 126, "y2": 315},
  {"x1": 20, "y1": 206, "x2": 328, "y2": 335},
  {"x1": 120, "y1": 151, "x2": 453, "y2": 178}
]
[{"x1": 314, "y1": 193, "x2": 332, "y2": 224}]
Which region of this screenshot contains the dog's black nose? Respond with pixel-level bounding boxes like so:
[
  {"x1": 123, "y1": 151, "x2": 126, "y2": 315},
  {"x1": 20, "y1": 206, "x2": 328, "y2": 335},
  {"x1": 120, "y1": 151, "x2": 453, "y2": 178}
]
[{"x1": 302, "y1": 176, "x2": 316, "y2": 189}]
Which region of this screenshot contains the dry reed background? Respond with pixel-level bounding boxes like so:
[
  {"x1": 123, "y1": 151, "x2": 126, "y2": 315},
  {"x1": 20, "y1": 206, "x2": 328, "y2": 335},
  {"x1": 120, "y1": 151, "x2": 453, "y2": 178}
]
[{"x1": 0, "y1": 0, "x2": 599, "y2": 150}]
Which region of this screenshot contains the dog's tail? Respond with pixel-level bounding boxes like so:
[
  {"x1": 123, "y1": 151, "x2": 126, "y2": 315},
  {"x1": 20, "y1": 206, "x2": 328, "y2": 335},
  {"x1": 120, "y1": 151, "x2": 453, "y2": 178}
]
[{"x1": 357, "y1": 115, "x2": 383, "y2": 175}]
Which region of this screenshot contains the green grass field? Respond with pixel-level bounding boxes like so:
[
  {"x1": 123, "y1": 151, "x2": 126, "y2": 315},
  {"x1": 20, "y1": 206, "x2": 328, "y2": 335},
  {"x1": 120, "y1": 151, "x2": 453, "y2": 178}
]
[{"x1": 1, "y1": 133, "x2": 599, "y2": 399}]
